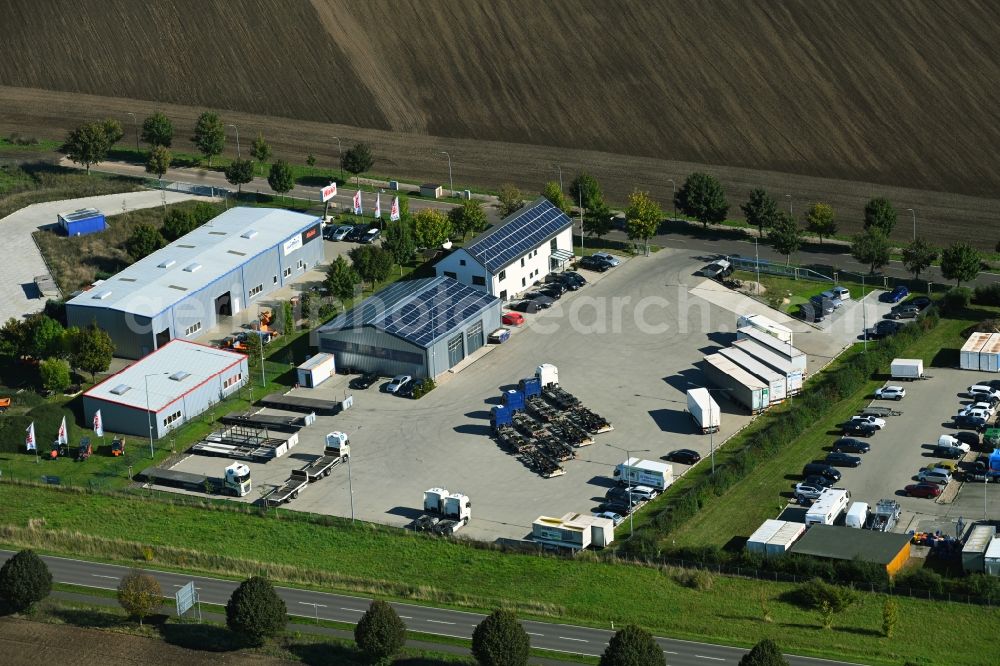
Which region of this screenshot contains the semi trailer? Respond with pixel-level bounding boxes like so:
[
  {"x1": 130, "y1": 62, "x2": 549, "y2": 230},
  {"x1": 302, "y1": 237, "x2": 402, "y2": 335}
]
[
  {"x1": 701, "y1": 353, "x2": 770, "y2": 414},
  {"x1": 299, "y1": 432, "x2": 351, "y2": 481},
  {"x1": 686, "y1": 387, "x2": 720, "y2": 434},
  {"x1": 139, "y1": 463, "x2": 252, "y2": 497},
  {"x1": 613, "y1": 458, "x2": 673, "y2": 491}
]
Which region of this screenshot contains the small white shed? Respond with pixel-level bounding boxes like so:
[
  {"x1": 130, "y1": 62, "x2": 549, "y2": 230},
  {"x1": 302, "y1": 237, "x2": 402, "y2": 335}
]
[{"x1": 296, "y1": 353, "x2": 336, "y2": 388}]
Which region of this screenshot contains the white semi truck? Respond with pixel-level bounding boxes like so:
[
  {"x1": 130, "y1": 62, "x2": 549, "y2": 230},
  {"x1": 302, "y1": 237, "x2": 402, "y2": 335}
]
[
  {"x1": 415, "y1": 487, "x2": 471, "y2": 535},
  {"x1": 140, "y1": 462, "x2": 252, "y2": 497},
  {"x1": 613, "y1": 458, "x2": 674, "y2": 491}
]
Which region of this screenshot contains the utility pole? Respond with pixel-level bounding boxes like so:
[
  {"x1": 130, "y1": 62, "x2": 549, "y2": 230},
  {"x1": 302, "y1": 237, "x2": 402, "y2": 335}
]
[
  {"x1": 127, "y1": 112, "x2": 139, "y2": 152},
  {"x1": 227, "y1": 123, "x2": 240, "y2": 159}
]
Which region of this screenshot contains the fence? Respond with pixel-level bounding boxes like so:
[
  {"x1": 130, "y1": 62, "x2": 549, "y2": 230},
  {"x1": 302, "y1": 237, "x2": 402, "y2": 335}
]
[{"x1": 729, "y1": 256, "x2": 835, "y2": 283}]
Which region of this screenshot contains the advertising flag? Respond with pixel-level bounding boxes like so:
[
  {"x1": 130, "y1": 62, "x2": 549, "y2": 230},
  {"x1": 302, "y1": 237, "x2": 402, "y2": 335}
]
[
  {"x1": 93, "y1": 409, "x2": 104, "y2": 438},
  {"x1": 374, "y1": 192, "x2": 382, "y2": 219},
  {"x1": 57, "y1": 416, "x2": 68, "y2": 445},
  {"x1": 390, "y1": 196, "x2": 400, "y2": 222},
  {"x1": 25, "y1": 422, "x2": 36, "y2": 451},
  {"x1": 353, "y1": 190, "x2": 363, "y2": 215}
]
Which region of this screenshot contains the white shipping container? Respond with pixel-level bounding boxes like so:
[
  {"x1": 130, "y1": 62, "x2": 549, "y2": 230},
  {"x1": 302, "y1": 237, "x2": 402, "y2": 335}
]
[
  {"x1": 962, "y1": 525, "x2": 996, "y2": 573},
  {"x1": 961, "y1": 332, "x2": 993, "y2": 371},
  {"x1": 890, "y1": 358, "x2": 924, "y2": 380},
  {"x1": 737, "y1": 314, "x2": 794, "y2": 345},
  {"x1": 747, "y1": 519, "x2": 786, "y2": 554},
  {"x1": 719, "y1": 347, "x2": 787, "y2": 402},
  {"x1": 764, "y1": 521, "x2": 806, "y2": 555},
  {"x1": 686, "y1": 387, "x2": 720, "y2": 433},
  {"x1": 702, "y1": 353, "x2": 770, "y2": 413},
  {"x1": 736, "y1": 327, "x2": 808, "y2": 375},
  {"x1": 296, "y1": 353, "x2": 336, "y2": 389},
  {"x1": 732, "y1": 338, "x2": 804, "y2": 393},
  {"x1": 980, "y1": 334, "x2": 1000, "y2": 373},
  {"x1": 984, "y1": 537, "x2": 1000, "y2": 577}
]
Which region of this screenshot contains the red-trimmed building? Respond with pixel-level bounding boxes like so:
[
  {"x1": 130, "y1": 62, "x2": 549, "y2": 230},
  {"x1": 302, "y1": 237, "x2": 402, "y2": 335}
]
[{"x1": 82, "y1": 340, "x2": 248, "y2": 439}]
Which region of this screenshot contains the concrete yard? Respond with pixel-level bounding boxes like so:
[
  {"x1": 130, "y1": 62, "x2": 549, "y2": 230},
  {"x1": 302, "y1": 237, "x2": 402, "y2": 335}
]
[{"x1": 158, "y1": 248, "x2": 899, "y2": 542}]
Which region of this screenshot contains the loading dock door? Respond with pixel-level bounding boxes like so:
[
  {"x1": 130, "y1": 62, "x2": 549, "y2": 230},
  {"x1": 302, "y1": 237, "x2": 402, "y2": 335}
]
[
  {"x1": 466, "y1": 320, "x2": 484, "y2": 354},
  {"x1": 447, "y1": 333, "x2": 465, "y2": 368},
  {"x1": 215, "y1": 292, "x2": 232, "y2": 317},
  {"x1": 155, "y1": 328, "x2": 171, "y2": 349}
]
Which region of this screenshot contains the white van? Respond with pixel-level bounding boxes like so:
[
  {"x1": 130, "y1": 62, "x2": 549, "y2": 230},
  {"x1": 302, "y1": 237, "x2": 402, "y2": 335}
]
[{"x1": 845, "y1": 502, "x2": 869, "y2": 528}]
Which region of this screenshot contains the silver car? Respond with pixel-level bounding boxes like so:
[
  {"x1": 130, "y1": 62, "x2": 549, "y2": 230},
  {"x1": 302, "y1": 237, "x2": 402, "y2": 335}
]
[
  {"x1": 332, "y1": 225, "x2": 354, "y2": 241},
  {"x1": 385, "y1": 374, "x2": 412, "y2": 394},
  {"x1": 592, "y1": 252, "x2": 621, "y2": 266}
]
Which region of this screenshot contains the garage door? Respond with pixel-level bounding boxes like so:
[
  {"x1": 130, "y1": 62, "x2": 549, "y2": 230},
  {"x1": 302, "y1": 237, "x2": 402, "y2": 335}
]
[
  {"x1": 466, "y1": 320, "x2": 484, "y2": 354},
  {"x1": 447, "y1": 333, "x2": 465, "y2": 368}
]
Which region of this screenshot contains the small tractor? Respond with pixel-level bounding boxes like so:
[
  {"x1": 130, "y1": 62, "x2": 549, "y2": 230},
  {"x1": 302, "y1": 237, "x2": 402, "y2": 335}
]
[
  {"x1": 76, "y1": 437, "x2": 92, "y2": 462},
  {"x1": 49, "y1": 441, "x2": 68, "y2": 460},
  {"x1": 111, "y1": 437, "x2": 126, "y2": 457}
]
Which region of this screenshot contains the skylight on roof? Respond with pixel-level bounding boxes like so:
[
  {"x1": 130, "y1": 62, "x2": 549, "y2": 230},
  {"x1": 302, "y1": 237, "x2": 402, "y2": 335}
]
[
  {"x1": 92, "y1": 290, "x2": 112, "y2": 300},
  {"x1": 169, "y1": 371, "x2": 191, "y2": 381},
  {"x1": 240, "y1": 230, "x2": 258, "y2": 239},
  {"x1": 183, "y1": 263, "x2": 202, "y2": 273},
  {"x1": 158, "y1": 259, "x2": 176, "y2": 269},
  {"x1": 110, "y1": 384, "x2": 131, "y2": 395}
]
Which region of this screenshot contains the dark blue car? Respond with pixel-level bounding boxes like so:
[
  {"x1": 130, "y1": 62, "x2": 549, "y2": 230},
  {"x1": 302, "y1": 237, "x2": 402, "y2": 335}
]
[{"x1": 883, "y1": 286, "x2": 909, "y2": 303}]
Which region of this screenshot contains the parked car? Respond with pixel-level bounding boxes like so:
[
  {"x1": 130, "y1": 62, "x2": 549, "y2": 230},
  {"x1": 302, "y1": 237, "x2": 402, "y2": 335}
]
[
  {"x1": 803, "y1": 474, "x2": 835, "y2": 488},
  {"x1": 592, "y1": 252, "x2": 621, "y2": 266},
  {"x1": 865, "y1": 320, "x2": 903, "y2": 340},
  {"x1": 954, "y1": 413, "x2": 989, "y2": 430},
  {"x1": 905, "y1": 483, "x2": 942, "y2": 498},
  {"x1": 385, "y1": 374, "x2": 412, "y2": 394},
  {"x1": 849, "y1": 415, "x2": 886, "y2": 429},
  {"x1": 922, "y1": 460, "x2": 958, "y2": 474},
  {"x1": 664, "y1": 449, "x2": 702, "y2": 465},
  {"x1": 957, "y1": 407, "x2": 991, "y2": 421},
  {"x1": 536, "y1": 284, "x2": 565, "y2": 300},
  {"x1": 397, "y1": 378, "x2": 425, "y2": 398},
  {"x1": 875, "y1": 385, "x2": 906, "y2": 400},
  {"x1": 820, "y1": 290, "x2": 844, "y2": 309},
  {"x1": 629, "y1": 485, "x2": 658, "y2": 501},
  {"x1": 883, "y1": 285, "x2": 909, "y2": 303},
  {"x1": 887, "y1": 304, "x2": 921, "y2": 320},
  {"x1": 810, "y1": 295, "x2": 835, "y2": 315},
  {"x1": 594, "y1": 511, "x2": 625, "y2": 526},
  {"x1": 932, "y1": 444, "x2": 966, "y2": 460},
  {"x1": 545, "y1": 272, "x2": 586, "y2": 290},
  {"x1": 501, "y1": 311, "x2": 525, "y2": 327},
  {"x1": 794, "y1": 483, "x2": 824, "y2": 501},
  {"x1": 605, "y1": 487, "x2": 642, "y2": 505},
  {"x1": 908, "y1": 296, "x2": 932, "y2": 310},
  {"x1": 830, "y1": 286, "x2": 851, "y2": 301},
  {"x1": 802, "y1": 463, "x2": 842, "y2": 482},
  {"x1": 968, "y1": 385, "x2": 1000, "y2": 400},
  {"x1": 522, "y1": 292, "x2": 555, "y2": 309},
  {"x1": 361, "y1": 228, "x2": 382, "y2": 244},
  {"x1": 579, "y1": 255, "x2": 613, "y2": 272},
  {"x1": 832, "y1": 438, "x2": 871, "y2": 454},
  {"x1": 329, "y1": 225, "x2": 353, "y2": 241},
  {"x1": 601, "y1": 501, "x2": 634, "y2": 516},
  {"x1": 349, "y1": 372, "x2": 379, "y2": 390},
  {"x1": 917, "y1": 468, "x2": 952, "y2": 485},
  {"x1": 954, "y1": 431, "x2": 981, "y2": 449},
  {"x1": 699, "y1": 260, "x2": 732, "y2": 279},
  {"x1": 843, "y1": 422, "x2": 877, "y2": 437},
  {"x1": 826, "y1": 451, "x2": 862, "y2": 467},
  {"x1": 507, "y1": 300, "x2": 539, "y2": 313},
  {"x1": 345, "y1": 225, "x2": 368, "y2": 242}
]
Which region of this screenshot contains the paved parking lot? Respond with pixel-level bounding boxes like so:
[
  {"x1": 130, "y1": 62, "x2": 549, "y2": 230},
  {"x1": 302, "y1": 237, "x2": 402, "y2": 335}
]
[{"x1": 159, "y1": 248, "x2": 901, "y2": 542}]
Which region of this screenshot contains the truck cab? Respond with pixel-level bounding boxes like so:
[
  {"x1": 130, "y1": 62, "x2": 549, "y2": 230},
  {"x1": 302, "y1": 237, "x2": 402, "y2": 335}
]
[{"x1": 224, "y1": 463, "x2": 252, "y2": 496}]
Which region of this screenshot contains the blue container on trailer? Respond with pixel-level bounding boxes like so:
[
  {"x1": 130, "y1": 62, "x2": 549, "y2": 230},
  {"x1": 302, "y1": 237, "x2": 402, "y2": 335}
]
[
  {"x1": 502, "y1": 389, "x2": 525, "y2": 411},
  {"x1": 491, "y1": 405, "x2": 512, "y2": 429},
  {"x1": 518, "y1": 377, "x2": 541, "y2": 398},
  {"x1": 58, "y1": 208, "x2": 106, "y2": 236}
]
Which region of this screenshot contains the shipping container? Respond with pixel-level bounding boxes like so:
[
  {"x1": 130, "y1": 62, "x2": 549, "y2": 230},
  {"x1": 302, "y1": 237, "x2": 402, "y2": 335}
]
[
  {"x1": 747, "y1": 519, "x2": 785, "y2": 554},
  {"x1": 701, "y1": 353, "x2": 770, "y2": 414},
  {"x1": 980, "y1": 333, "x2": 1000, "y2": 373},
  {"x1": 732, "y1": 338, "x2": 804, "y2": 393},
  {"x1": 764, "y1": 521, "x2": 806, "y2": 556},
  {"x1": 962, "y1": 524, "x2": 996, "y2": 573},
  {"x1": 984, "y1": 537, "x2": 1000, "y2": 576},
  {"x1": 890, "y1": 358, "x2": 924, "y2": 380},
  {"x1": 686, "y1": 387, "x2": 720, "y2": 433},
  {"x1": 736, "y1": 326, "x2": 807, "y2": 375},
  {"x1": 58, "y1": 208, "x2": 106, "y2": 236},
  {"x1": 296, "y1": 353, "x2": 335, "y2": 388},
  {"x1": 737, "y1": 313, "x2": 794, "y2": 345},
  {"x1": 718, "y1": 347, "x2": 787, "y2": 402},
  {"x1": 961, "y1": 332, "x2": 993, "y2": 371}
]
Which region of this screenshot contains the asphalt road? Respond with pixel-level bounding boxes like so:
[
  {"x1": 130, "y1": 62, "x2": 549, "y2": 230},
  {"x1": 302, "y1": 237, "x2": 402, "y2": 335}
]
[{"x1": 0, "y1": 549, "x2": 863, "y2": 666}]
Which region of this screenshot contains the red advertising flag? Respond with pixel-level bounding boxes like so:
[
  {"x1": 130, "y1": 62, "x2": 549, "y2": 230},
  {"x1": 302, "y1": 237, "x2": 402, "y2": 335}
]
[
  {"x1": 353, "y1": 190, "x2": 363, "y2": 215},
  {"x1": 390, "y1": 196, "x2": 400, "y2": 222}
]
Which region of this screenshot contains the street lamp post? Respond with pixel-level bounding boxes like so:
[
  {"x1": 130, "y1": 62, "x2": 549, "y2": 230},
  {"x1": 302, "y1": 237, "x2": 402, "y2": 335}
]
[
  {"x1": 578, "y1": 192, "x2": 585, "y2": 252},
  {"x1": 668, "y1": 178, "x2": 676, "y2": 220},
  {"x1": 227, "y1": 124, "x2": 240, "y2": 159},
  {"x1": 554, "y1": 164, "x2": 563, "y2": 192},
  {"x1": 785, "y1": 194, "x2": 793, "y2": 216},
  {"x1": 606, "y1": 443, "x2": 650, "y2": 538},
  {"x1": 439, "y1": 151, "x2": 453, "y2": 195},
  {"x1": 906, "y1": 208, "x2": 916, "y2": 240},
  {"x1": 861, "y1": 273, "x2": 867, "y2": 352},
  {"x1": 332, "y1": 136, "x2": 343, "y2": 183},
  {"x1": 144, "y1": 372, "x2": 168, "y2": 459},
  {"x1": 127, "y1": 112, "x2": 139, "y2": 152}
]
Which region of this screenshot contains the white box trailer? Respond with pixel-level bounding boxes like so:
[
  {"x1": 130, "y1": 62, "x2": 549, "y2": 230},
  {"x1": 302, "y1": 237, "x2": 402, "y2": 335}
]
[
  {"x1": 747, "y1": 519, "x2": 785, "y2": 554},
  {"x1": 701, "y1": 353, "x2": 770, "y2": 414},
  {"x1": 805, "y1": 488, "x2": 851, "y2": 526},
  {"x1": 614, "y1": 457, "x2": 674, "y2": 490},
  {"x1": 980, "y1": 334, "x2": 1000, "y2": 373},
  {"x1": 890, "y1": 358, "x2": 925, "y2": 380},
  {"x1": 732, "y1": 338, "x2": 804, "y2": 394},
  {"x1": 737, "y1": 326, "x2": 808, "y2": 376},
  {"x1": 686, "y1": 387, "x2": 720, "y2": 433},
  {"x1": 737, "y1": 314, "x2": 794, "y2": 345},
  {"x1": 845, "y1": 501, "x2": 869, "y2": 529},
  {"x1": 962, "y1": 524, "x2": 996, "y2": 573},
  {"x1": 961, "y1": 332, "x2": 993, "y2": 371},
  {"x1": 719, "y1": 347, "x2": 787, "y2": 402},
  {"x1": 765, "y1": 521, "x2": 806, "y2": 556},
  {"x1": 296, "y1": 353, "x2": 336, "y2": 388},
  {"x1": 984, "y1": 537, "x2": 1000, "y2": 576}
]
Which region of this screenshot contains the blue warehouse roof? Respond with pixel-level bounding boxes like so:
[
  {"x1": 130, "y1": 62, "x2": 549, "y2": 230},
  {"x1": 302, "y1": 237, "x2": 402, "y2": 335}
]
[
  {"x1": 463, "y1": 198, "x2": 572, "y2": 274},
  {"x1": 319, "y1": 276, "x2": 500, "y2": 349}
]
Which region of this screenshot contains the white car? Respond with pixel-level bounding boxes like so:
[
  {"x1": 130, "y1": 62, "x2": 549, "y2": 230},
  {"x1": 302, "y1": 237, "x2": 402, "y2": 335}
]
[
  {"x1": 958, "y1": 405, "x2": 992, "y2": 420},
  {"x1": 592, "y1": 252, "x2": 621, "y2": 267},
  {"x1": 875, "y1": 386, "x2": 906, "y2": 401},
  {"x1": 629, "y1": 485, "x2": 658, "y2": 501},
  {"x1": 594, "y1": 511, "x2": 624, "y2": 526},
  {"x1": 850, "y1": 415, "x2": 886, "y2": 429},
  {"x1": 968, "y1": 385, "x2": 1000, "y2": 400},
  {"x1": 385, "y1": 374, "x2": 412, "y2": 394},
  {"x1": 830, "y1": 286, "x2": 851, "y2": 301}
]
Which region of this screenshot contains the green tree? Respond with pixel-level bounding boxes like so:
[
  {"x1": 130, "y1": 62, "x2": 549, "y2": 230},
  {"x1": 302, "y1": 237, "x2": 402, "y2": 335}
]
[
  {"x1": 497, "y1": 183, "x2": 524, "y2": 218},
  {"x1": 349, "y1": 245, "x2": 394, "y2": 289},
  {"x1": 145, "y1": 145, "x2": 171, "y2": 182},
  {"x1": 599, "y1": 624, "x2": 665, "y2": 666},
  {"x1": 940, "y1": 242, "x2": 981, "y2": 286},
  {"x1": 305, "y1": 153, "x2": 316, "y2": 167},
  {"x1": 342, "y1": 142, "x2": 374, "y2": 185},
  {"x1": 162, "y1": 208, "x2": 197, "y2": 241},
  {"x1": 39, "y1": 357, "x2": 71, "y2": 392},
  {"x1": 325, "y1": 256, "x2": 359, "y2": 301},
  {"x1": 382, "y1": 220, "x2": 416, "y2": 266},
  {"x1": 224, "y1": 158, "x2": 255, "y2": 195},
  {"x1": 863, "y1": 197, "x2": 897, "y2": 236},
  {"x1": 69, "y1": 322, "x2": 114, "y2": 381},
  {"x1": 583, "y1": 200, "x2": 613, "y2": 241},
  {"x1": 542, "y1": 181, "x2": 570, "y2": 213},
  {"x1": 125, "y1": 222, "x2": 166, "y2": 262},
  {"x1": 102, "y1": 118, "x2": 124, "y2": 147},
  {"x1": 741, "y1": 188, "x2": 779, "y2": 236},
  {"x1": 0, "y1": 317, "x2": 28, "y2": 361},
  {"x1": 243, "y1": 332, "x2": 263, "y2": 371},
  {"x1": 471, "y1": 609, "x2": 530, "y2": 666},
  {"x1": 225, "y1": 576, "x2": 286, "y2": 646},
  {"x1": 117, "y1": 569, "x2": 162, "y2": 626},
  {"x1": 141, "y1": 111, "x2": 173, "y2": 148},
  {"x1": 24, "y1": 315, "x2": 65, "y2": 360},
  {"x1": 250, "y1": 132, "x2": 271, "y2": 174},
  {"x1": 63, "y1": 122, "x2": 110, "y2": 174},
  {"x1": 569, "y1": 173, "x2": 604, "y2": 210},
  {"x1": 850, "y1": 228, "x2": 891, "y2": 273},
  {"x1": 448, "y1": 200, "x2": 488, "y2": 240},
  {"x1": 191, "y1": 201, "x2": 219, "y2": 225},
  {"x1": 411, "y1": 208, "x2": 452, "y2": 249},
  {"x1": 624, "y1": 190, "x2": 662, "y2": 255},
  {"x1": 267, "y1": 159, "x2": 295, "y2": 200},
  {"x1": 804, "y1": 202, "x2": 837, "y2": 245},
  {"x1": 901, "y1": 237, "x2": 937, "y2": 280},
  {"x1": 767, "y1": 211, "x2": 802, "y2": 264},
  {"x1": 738, "y1": 639, "x2": 788, "y2": 666},
  {"x1": 0, "y1": 549, "x2": 52, "y2": 612},
  {"x1": 881, "y1": 597, "x2": 898, "y2": 638},
  {"x1": 192, "y1": 111, "x2": 225, "y2": 166},
  {"x1": 675, "y1": 172, "x2": 729, "y2": 227},
  {"x1": 281, "y1": 300, "x2": 294, "y2": 336},
  {"x1": 354, "y1": 599, "x2": 407, "y2": 664}
]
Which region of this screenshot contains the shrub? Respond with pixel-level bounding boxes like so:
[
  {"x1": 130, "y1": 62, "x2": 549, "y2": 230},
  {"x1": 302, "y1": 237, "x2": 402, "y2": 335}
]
[
  {"x1": 599, "y1": 624, "x2": 665, "y2": 666},
  {"x1": 896, "y1": 567, "x2": 944, "y2": 595},
  {"x1": 739, "y1": 638, "x2": 788, "y2": 666},
  {"x1": 354, "y1": 599, "x2": 407, "y2": 664},
  {"x1": 675, "y1": 568, "x2": 714, "y2": 591},
  {"x1": 225, "y1": 576, "x2": 287, "y2": 645},
  {"x1": 472, "y1": 609, "x2": 530, "y2": 666},
  {"x1": 0, "y1": 549, "x2": 52, "y2": 611},
  {"x1": 941, "y1": 287, "x2": 972, "y2": 313},
  {"x1": 974, "y1": 283, "x2": 1000, "y2": 306},
  {"x1": 793, "y1": 578, "x2": 858, "y2": 612},
  {"x1": 117, "y1": 569, "x2": 162, "y2": 625}
]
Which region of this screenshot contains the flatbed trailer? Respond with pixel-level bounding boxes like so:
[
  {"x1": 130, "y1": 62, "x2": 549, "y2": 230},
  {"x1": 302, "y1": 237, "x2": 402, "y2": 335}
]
[
  {"x1": 220, "y1": 411, "x2": 314, "y2": 433},
  {"x1": 260, "y1": 393, "x2": 347, "y2": 415},
  {"x1": 138, "y1": 464, "x2": 251, "y2": 496},
  {"x1": 300, "y1": 446, "x2": 349, "y2": 481},
  {"x1": 265, "y1": 469, "x2": 310, "y2": 506}
]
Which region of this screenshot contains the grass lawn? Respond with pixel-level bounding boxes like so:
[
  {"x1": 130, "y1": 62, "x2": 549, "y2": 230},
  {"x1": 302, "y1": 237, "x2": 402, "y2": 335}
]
[{"x1": 0, "y1": 162, "x2": 143, "y2": 220}]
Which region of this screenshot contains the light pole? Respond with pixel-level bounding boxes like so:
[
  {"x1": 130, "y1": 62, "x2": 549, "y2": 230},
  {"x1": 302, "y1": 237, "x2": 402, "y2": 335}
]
[
  {"x1": 668, "y1": 178, "x2": 676, "y2": 220},
  {"x1": 907, "y1": 208, "x2": 916, "y2": 240},
  {"x1": 606, "y1": 443, "x2": 649, "y2": 537},
  {"x1": 127, "y1": 112, "x2": 139, "y2": 152},
  {"x1": 227, "y1": 124, "x2": 240, "y2": 159},
  {"x1": 144, "y1": 372, "x2": 168, "y2": 459},
  {"x1": 688, "y1": 383, "x2": 732, "y2": 474},
  {"x1": 333, "y1": 136, "x2": 343, "y2": 183},
  {"x1": 785, "y1": 194, "x2": 793, "y2": 216},
  {"x1": 439, "y1": 151, "x2": 453, "y2": 195},
  {"x1": 578, "y1": 191, "x2": 585, "y2": 252},
  {"x1": 553, "y1": 164, "x2": 563, "y2": 192}
]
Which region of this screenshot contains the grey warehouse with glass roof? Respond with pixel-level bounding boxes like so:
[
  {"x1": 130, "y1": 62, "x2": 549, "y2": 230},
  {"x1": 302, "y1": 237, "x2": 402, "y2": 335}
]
[
  {"x1": 66, "y1": 207, "x2": 323, "y2": 358},
  {"x1": 316, "y1": 276, "x2": 501, "y2": 379}
]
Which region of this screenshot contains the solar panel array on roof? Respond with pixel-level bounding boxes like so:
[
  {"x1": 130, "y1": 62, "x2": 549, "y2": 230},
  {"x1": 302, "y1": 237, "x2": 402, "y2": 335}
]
[{"x1": 464, "y1": 198, "x2": 572, "y2": 274}]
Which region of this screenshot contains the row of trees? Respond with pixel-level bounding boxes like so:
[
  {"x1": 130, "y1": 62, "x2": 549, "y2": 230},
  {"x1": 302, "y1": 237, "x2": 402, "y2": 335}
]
[{"x1": 0, "y1": 315, "x2": 113, "y2": 390}]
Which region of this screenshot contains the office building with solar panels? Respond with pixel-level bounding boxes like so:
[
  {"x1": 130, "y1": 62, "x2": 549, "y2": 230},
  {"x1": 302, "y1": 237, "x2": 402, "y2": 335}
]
[
  {"x1": 315, "y1": 276, "x2": 501, "y2": 378},
  {"x1": 434, "y1": 198, "x2": 574, "y2": 301}
]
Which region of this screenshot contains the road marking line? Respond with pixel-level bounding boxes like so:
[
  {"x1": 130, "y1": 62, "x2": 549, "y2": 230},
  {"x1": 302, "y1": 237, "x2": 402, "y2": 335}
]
[
  {"x1": 663, "y1": 650, "x2": 678, "y2": 654},
  {"x1": 298, "y1": 602, "x2": 327, "y2": 608},
  {"x1": 91, "y1": 574, "x2": 117, "y2": 580},
  {"x1": 695, "y1": 656, "x2": 725, "y2": 661},
  {"x1": 399, "y1": 615, "x2": 412, "y2": 619},
  {"x1": 340, "y1": 607, "x2": 364, "y2": 612},
  {"x1": 559, "y1": 636, "x2": 588, "y2": 642},
  {"x1": 526, "y1": 632, "x2": 545, "y2": 636},
  {"x1": 427, "y1": 619, "x2": 456, "y2": 625}
]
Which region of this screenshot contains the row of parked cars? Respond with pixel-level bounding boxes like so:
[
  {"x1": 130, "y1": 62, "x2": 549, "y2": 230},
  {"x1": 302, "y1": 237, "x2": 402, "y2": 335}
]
[
  {"x1": 324, "y1": 223, "x2": 382, "y2": 244},
  {"x1": 347, "y1": 371, "x2": 428, "y2": 398}
]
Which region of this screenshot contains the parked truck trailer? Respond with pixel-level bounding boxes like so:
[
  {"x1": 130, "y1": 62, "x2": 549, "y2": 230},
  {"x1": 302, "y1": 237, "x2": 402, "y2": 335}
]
[
  {"x1": 701, "y1": 353, "x2": 770, "y2": 414},
  {"x1": 613, "y1": 457, "x2": 673, "y2": 491},
  {"x1": 736, "y1": 326, "x2": 808, "y2": 376},
  {"x1": 732, "y1": 338, "x2": 804, "y2": 394},
  {"x1": 139, "y1": 463, "x2": 252, "y2": 497},
  {"x1": 718, "y1": 346, "x2": 788, "y2": 403},
  {"x1": 686, "y1": 387, "x2": 720, "y2": 434},
  {"x1": 737, "y1": 314, "x2": 794, "y2": 345},
  {"x1": 890, "y1": 358, "x2": 925, "y2": 381}
]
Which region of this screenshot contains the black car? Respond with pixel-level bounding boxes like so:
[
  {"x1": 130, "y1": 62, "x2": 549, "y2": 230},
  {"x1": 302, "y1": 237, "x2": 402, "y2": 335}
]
[
  {"x1": 507, "y1": 300, "x2": 539, "y2": 313},
  {"x1": 954, "y1": 431, "x2": 981, "y2": 449},
  {"x1": 802, "y1": 463, "x2": 842, "y2": 482},
  {"x1": 842, "y1": 422, "x2": 877, "y2": 437},
  {"x1": 345, "y1": 225, "x2": 369, "y2": 242},
  {"x1": 545, "y1": 271, "x2": 587, "y2": 289},
  {"x1": 865, "y1": 320, "x2": 903, "y2": 340},
  {"x1": 908, "y1": 296, "x2": 932, "y2": 310},
  {"x1": 932, "y1": 445, "x2": 965, "y2": 460},
  {"x1": 536, "y1": 284, "x2": 565, "y2": 299},
  {"x1": 803, "y1": 474, "x2": 835, "y2": 488},
  {"x1": 664, "y1": 449, "x2": 702, "y2": 465},
  {"x1": 522, "y1": 292, "x2": 555, "y2": 308},
  {"x1": 954, "y1": 414, "x2": 988, "y2": 431},
  {"x1": 605, "y1": 487, "x2": 642, "y2": 503},
  {"x1": 579, "y1": 255, "x2": 613, "y2": 272},
  {"x1": 349, "y1": 372, "x2": 379, "y2": 390},
  {"x1": 832, "y1": 437, "x2": 871, "y2": 454},
  {"x1": 825, "y1": 451, "x2": 862, "y2": 467},
  {"x1": 601, "y1": 501, "x2": 634, "y2": 516},
  {"x1": 397, "y1": 378, "x2": 425, "y2": 398}
]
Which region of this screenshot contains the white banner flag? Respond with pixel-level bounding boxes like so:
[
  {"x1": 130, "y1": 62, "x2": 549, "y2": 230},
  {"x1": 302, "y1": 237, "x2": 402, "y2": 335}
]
[
  {"x1": 93, "y1": 409, "x2": 104, "y2": 438},
  {"x1": 25, "y1": 422, "x2": 36, "y2": 451},
  {"x1": 321, "y1": 182, "x2": 338, "y2": 202},
  {"x1": 353, "y1": 190, "x2": 363, "y2": 215},
  {"x1": 390, "y1": 196, "x2": 400, "y2": 222},
  {"x1": 57, "y1": 416, "x2": 68, "y2": 446},
  {"x1": 374, "y1": 192, "x2": 382, "y2": 219}
]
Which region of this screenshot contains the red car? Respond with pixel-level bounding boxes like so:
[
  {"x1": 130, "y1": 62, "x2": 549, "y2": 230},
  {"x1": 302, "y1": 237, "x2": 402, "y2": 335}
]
[
  {"x1": 501, "y1": 311, "x2": 525, "y2": 327},
  {"x1": 905, "y1": 483, "x2": 942, "y2": 498}
]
